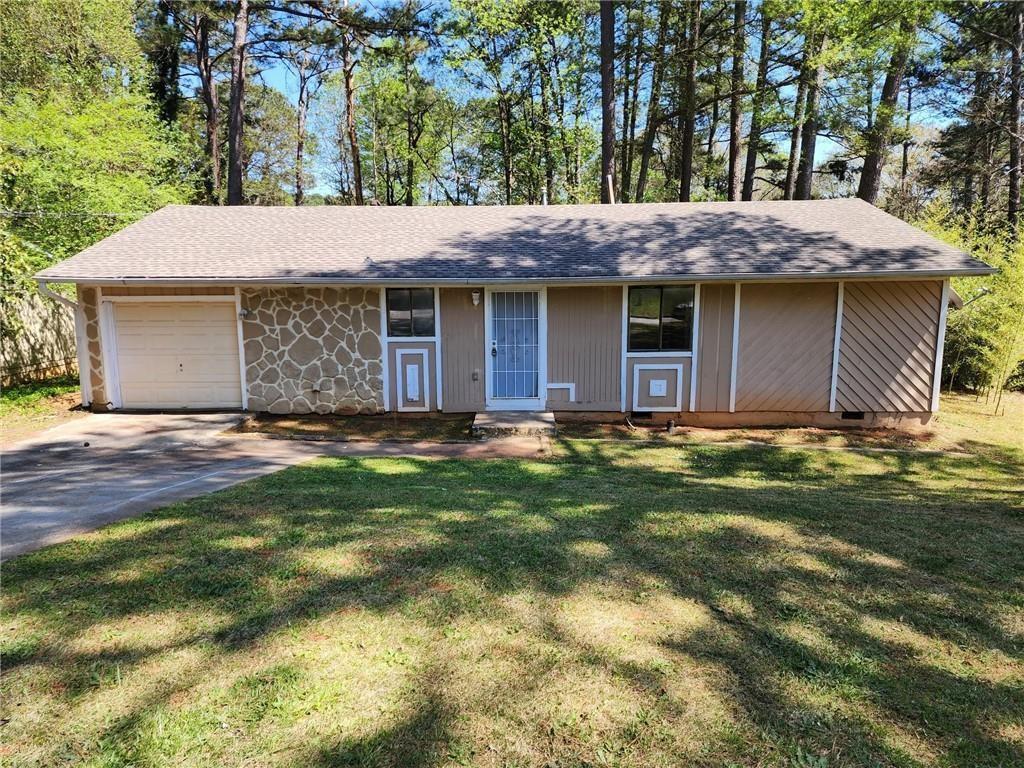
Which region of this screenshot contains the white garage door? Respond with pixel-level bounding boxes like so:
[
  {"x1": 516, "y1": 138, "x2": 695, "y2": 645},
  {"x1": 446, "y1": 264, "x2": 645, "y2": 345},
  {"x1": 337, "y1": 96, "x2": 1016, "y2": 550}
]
[{"x1": 113, "y1": 302, "x2": 242, "y2": 408}]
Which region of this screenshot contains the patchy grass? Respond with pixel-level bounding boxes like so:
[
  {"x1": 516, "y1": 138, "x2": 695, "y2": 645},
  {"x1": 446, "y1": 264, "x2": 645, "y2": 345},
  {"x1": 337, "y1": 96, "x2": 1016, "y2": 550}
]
[
  {"x1": 233, "y1": 413, "x2": 475, "y2": 442},
  {"x1": 3, "y1": 430, "x2": 1022, "y2": 766},
  {"x1": 558, "y1": 392, "x2": 1024, "y2": 458},
  {"x1": 0, "y1": 374, "x2": 82, "y2": 446}
]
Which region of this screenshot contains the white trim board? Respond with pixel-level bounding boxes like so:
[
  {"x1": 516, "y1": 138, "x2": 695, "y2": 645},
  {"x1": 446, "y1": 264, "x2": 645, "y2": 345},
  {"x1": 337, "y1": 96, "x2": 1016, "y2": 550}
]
[
  {"x1": 689, "y1": 283, "x2": 701, "y2": 412},
  {"x1": 631, "y1": 363, "x2": 685, "y2": 413},
  {"x1": 395, "y1": 347, "x2": 431, "y2": 412},
  {"x1": 547, "y1": 382, "x2": 576, "y2": 403},
  {"x1": 729, "y1": 282, "x2": 741, "y2": 413},
  {"x1": 97, "y1": 287, "x2": 123, "y2": 409},
  {"x1": 434, "y1": 286, "x2": 443, "y2": 411},
  {"x1": 235, "y1": 288, "x2": 249, "y2": 410},
  {"x1": 379, "y1": 288, "x2": 390, "y2": 412},
  {"x1": 829, "y1": 281, "x2": 845, "y2": 413},
  {"x1": 931, "y1": 279, "x2": 950, "y2": 413},
  {"x1": 100, "y1": 294, "x2": 237, "y2": 303}
]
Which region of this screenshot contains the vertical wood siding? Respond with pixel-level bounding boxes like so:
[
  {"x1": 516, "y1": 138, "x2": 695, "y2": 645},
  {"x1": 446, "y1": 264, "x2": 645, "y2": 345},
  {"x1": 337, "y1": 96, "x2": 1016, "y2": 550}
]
[
  {"x1": 735, "y1": 283, "x2": 836, "y2": 412},
  {"x1": 695, "y1": 283, "x2": 735, "y2": 412},
  {"x1": 439, "y1": 287, "x2": 485, "y2": 412},
  {"x1": 547, "y1": 286, "x2": 622, "y2": 410},
  {"x1": 836, "y1": 280, "x2": 940, "y2": 413}
]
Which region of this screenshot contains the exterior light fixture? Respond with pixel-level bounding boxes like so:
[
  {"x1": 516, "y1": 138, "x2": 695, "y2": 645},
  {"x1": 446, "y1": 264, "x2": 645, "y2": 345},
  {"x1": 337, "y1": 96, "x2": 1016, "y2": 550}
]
[{"x1": 471, "y1": 289, "x2": 481, "y2": 306}]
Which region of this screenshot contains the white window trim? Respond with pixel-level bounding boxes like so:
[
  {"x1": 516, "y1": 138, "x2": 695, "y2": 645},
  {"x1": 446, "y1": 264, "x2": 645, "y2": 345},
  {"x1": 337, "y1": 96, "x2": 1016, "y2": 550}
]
[
  {"x1": 434, "y1": 286, "x2": 443, "y2": 411},
  {"x1": 484, "y1": 286, "x2": 548, "y2": 411},
  {"x1": 395, "y1": 347, "x2": 431, "y2": 412},
  {"x1": 729, "y1": 283, "x2": 741, "y2": 413},
  {"x1": 931, "y1": 279, "x2": 950, "y2": 413},
  {"x1": 689, "y1": 283, "x2": 701, "y2": 412},
  {"x1": 100, "y1": 294, "x2": 237, "y2": 303},
  {"x1": 547, "y1": 382, "x2": 576, "y2": 403},
  {"x1": 829, "y1": 281, "x2": 845, "y2": 413},
  {"x1": 631, "y1": 363, "x2": 685, "y2": 413}
]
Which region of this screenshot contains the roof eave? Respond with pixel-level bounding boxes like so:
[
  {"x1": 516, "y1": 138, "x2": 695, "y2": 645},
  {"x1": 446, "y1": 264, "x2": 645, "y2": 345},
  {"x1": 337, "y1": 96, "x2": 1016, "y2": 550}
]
[{"x1": 35, "y1": 266, "x2": 998, "y2": 287}]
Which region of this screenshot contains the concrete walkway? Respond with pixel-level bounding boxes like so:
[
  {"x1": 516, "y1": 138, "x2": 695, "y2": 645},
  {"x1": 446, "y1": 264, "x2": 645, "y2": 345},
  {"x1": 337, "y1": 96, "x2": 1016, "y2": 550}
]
[{"x1": 1, "y1": 413, "x2": 549, "y2": 561}]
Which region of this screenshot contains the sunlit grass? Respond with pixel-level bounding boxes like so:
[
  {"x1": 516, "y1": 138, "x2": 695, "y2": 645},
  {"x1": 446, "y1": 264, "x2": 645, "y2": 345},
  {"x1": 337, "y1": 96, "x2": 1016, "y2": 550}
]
[{"x1": 2, "y1": 435, "x2": 1022, "y2": 767}]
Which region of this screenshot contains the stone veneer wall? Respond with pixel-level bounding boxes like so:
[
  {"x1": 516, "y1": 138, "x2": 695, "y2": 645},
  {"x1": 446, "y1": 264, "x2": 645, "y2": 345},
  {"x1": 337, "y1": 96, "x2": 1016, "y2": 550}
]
[
  {"x1": 240, "y1": 287, "x2": 384, "y2": 414},
  {"x1": 78, "y1": 286, "x2": 106, "y2": 407}
]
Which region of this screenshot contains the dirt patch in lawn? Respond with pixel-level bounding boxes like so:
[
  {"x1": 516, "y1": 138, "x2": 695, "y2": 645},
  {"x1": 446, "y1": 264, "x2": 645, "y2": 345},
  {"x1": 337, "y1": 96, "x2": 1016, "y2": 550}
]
[
  {"x1": 231, "y1": 412, "x2": 476, "y2": 442},
  {"x1": 1, "y1": 390, "x2": 85, "y2": 448}
]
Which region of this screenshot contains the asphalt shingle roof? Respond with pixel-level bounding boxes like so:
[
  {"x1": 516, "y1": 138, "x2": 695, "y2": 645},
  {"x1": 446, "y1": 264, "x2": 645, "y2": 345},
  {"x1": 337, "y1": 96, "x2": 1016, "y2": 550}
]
[{"x1": 36, "y1": 199, "x2": 994, "y2": 284}]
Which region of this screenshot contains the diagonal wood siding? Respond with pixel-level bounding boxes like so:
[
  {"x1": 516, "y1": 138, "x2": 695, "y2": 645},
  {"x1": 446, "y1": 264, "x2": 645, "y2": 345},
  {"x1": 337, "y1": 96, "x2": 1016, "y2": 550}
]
[
  {"x1": 735, "y1": 283, "x2": 837, "y2": 412},
  {"x1": 836, "y1": 280, "x2": 940, "y2": 413}
]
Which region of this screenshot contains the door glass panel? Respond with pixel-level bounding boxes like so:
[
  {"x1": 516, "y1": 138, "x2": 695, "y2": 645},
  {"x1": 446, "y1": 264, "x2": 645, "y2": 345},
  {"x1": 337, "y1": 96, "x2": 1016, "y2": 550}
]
[{"x1": 491, "y1": 291, "x2": 539, "y2": 400}]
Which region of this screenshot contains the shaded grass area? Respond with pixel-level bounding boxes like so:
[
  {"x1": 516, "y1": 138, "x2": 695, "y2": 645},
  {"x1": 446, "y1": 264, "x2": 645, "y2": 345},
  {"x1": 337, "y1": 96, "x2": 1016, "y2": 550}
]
[
  {"x1": 232, "y1": 412, "x2": 475, "y2": 442},
  {"x1": 557, "y1": 392, "x2": 1024, "y2": 462},
  {"x1": 0, "y1": 374, "x2": 82, "y2": 446},
  {"x1": 2, "y1": 438, "x2": 1022, "y2": 767}
]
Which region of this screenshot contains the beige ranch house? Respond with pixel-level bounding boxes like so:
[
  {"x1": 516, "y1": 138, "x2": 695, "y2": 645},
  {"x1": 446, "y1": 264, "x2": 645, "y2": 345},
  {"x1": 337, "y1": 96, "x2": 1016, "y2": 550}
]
[{"x1": 36, "y1": 199, "x2": 994, "y2": 427}]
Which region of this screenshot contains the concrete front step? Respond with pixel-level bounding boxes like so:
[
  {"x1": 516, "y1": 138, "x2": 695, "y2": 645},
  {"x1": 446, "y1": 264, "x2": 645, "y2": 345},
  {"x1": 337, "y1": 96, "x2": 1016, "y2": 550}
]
[{"x1": 472, "y1": 411, "x2": 557, "y2": 438}]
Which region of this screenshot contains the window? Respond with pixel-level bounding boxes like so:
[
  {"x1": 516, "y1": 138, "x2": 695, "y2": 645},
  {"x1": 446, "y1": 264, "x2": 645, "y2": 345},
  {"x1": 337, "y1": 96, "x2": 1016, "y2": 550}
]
[
  {"x1": 628, "y1": 285, "x2": 694, "y2": 352},
  {"x1": 387, "y1": 288, "x2": 435, "y2": 337}
]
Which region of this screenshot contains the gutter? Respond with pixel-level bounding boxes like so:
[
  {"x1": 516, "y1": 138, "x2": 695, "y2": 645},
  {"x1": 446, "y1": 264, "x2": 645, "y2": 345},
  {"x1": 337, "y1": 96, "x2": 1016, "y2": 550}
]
[
  {"x1": 37, "y1": 280, "x2": 91, "y2": 407},
  {"x1": 33, "y1": 266, "x2": 998, "y2": 288}
]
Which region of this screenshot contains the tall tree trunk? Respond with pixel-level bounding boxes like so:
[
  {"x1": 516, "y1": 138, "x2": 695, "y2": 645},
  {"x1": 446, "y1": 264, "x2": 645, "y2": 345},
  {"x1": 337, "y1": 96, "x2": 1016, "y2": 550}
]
[
  {"x1": 782, "y1": 59, "x2": 806, "y2": 199},
  {"x1": 619, "y1": 7, "x2": 633, "y2": 200},
  {"x1": 679, "y1": 0, "x2": 701, "y2": 202},
  {"x1": 227, "y1": 0, "x2": 248, "y2": 206},
  {"x1": 900, "y1": 79, "x2": 912, "y2": 191},
  {"x1": 621, "y1": 6, "x2": 644, "y2": 202},
  {"x1": 857, "y1": 31, "x2": 911, "y2": 204},
  {"x1": 342, "y1": 36, "x2": 364, "y2": 205},
  {"x1": 704, "y1": 59, "x2": 721, "y2": 193},
  {"x1": 294, "y1": 72, "x2": 309, "y2": 206},
  {"x1": 150, "y1": 0, "x2": 180, "y2": 124},
  {"x1": 1009, "y1": 2, "x2": 1022, "y2": 228},
  {"x1": 194, "y1": 13, "x2": 220, "y2": 203},
  {"x1": 403, "y1": 36, "x2": 415, "y2": 206},
  {"x1": 795, "y1": 36, "x2": 826, "y2": 200},
  {"x1": 634, "y1": 0, "x2": 670, "y2": 202},
  {"x1": 537, "y1": 50, "x2": 555, "y2": 204},
  {"x1": 742, "y1": 7, "x2": 770, "y2": 200},
  {"x1": 600, "y1": 0, "x2": 616, "y2": 202},
  {"x1": 727, "y1": 0, "x2": 746, "y2": 200}
]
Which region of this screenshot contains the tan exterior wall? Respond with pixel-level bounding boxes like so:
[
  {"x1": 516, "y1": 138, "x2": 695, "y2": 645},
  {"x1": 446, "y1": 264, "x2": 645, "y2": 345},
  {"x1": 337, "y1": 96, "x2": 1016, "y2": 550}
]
[
  {"x1": 240, "y1": 287, "x2": 383, "y2": 414},
  {"x1": 625, "y1": 356, "x2": 691, "y2": 413},
  {"x1": 836, "y1": 280, "x2": 940, "y2": 413},
  {"x1": 546, "y1": 286, "x2": 622, "y2": 410},
  {"x1": 734, "y1": 283, "x2": 836, "y2": 412},
  {"x1": 387, "y1": 341, "x2": 437, "y2": 411},
  {"x1": 695, "y1": 283, "x2": 735, "y2": 412},
  {"x1": 439, "y1": 287, "x2": 485, "y2": 412}
]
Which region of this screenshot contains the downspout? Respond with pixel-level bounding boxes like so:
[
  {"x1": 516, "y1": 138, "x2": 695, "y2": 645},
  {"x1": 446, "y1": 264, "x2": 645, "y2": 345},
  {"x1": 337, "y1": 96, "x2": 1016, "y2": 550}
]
[{"x1": 37, "y1": 280, "x2": 91, "y2": 408}]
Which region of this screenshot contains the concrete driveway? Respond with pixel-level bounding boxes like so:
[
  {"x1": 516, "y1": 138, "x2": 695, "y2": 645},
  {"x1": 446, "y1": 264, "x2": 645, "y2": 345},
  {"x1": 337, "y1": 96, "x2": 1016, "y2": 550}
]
[{"x1": 1, "y1": 413, "x2": 548, "y2": 561}]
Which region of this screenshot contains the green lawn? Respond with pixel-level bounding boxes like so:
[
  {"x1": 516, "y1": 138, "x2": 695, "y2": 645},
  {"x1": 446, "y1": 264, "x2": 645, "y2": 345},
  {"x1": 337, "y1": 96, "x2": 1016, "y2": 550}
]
[{"x1": 3, "y1": 405, "x2": 1023, "y2": 767}]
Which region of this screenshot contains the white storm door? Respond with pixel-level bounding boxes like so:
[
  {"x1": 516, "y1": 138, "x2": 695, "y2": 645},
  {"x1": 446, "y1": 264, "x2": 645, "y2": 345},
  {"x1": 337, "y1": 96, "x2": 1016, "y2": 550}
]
[{"x1": 485, "y1": 289, "x2": 546, "y2": 411}]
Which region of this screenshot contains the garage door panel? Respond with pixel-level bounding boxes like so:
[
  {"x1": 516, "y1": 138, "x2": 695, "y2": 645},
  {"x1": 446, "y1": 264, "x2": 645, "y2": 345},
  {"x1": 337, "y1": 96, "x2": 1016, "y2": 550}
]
[{"x1": 113, "y1": 302, "x2": 242, "y2": 409}]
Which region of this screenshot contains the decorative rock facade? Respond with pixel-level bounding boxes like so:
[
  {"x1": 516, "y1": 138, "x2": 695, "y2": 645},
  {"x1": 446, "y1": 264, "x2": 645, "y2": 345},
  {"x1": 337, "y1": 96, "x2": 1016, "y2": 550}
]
[
  {"x1": 240, "y1": 287, "x2": 384, "y2": 414},
  {"x1": 78, "y1": 286, "x2": 106, "y2": 405}
]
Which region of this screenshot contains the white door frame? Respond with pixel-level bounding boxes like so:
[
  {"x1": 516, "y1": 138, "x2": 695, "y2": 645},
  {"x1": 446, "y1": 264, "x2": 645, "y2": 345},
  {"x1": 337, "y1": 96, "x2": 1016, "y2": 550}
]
[{"x1": 484, "y1": 286, "x2": 547, "y2": 411}]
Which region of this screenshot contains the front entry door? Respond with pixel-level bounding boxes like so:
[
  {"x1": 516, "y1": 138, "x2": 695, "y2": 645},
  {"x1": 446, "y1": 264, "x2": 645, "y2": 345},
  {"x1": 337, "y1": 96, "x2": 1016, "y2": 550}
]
[{"x1": 485, "y1": 289, "x2": 546, "y2": 410}]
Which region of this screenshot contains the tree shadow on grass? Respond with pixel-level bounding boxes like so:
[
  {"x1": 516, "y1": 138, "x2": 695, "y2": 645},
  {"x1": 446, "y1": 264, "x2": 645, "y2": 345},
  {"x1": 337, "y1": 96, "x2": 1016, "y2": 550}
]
[{"x1": 3, "y1": 442, "x2": 1022, "y2": 766}]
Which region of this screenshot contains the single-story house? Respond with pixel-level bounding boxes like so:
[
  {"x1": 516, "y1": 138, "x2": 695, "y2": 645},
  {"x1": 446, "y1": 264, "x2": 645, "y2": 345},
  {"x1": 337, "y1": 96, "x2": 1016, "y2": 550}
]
[{"x1": 35, "y1": 199, "x2": 995, "y2": 427}]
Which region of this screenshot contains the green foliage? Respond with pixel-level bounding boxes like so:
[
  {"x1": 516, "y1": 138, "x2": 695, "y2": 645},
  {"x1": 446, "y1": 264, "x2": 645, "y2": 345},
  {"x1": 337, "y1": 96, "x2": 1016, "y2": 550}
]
[
  {"x1": 916, "y1": 204, "x2": 1024, "y2": 393},
  {"x1": 0, "y1": 374, "x2": 80, "y2": 418}
]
